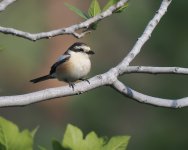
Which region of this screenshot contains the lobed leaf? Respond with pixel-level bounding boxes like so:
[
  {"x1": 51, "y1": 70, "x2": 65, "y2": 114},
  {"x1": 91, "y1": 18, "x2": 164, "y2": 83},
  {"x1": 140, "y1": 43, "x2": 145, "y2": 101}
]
[
  {"x1": 62, "y1": 124, "x2": 84, "y2": 149},
  {"x1": 83, "y1": 131, "x2": 104, "y2": 150},
  {"x1": 0, "y1": 117, "x2": 34, "y2": 150},
  {"x1": 61, "y1": 124, "x2": 130, "y2": 150}
]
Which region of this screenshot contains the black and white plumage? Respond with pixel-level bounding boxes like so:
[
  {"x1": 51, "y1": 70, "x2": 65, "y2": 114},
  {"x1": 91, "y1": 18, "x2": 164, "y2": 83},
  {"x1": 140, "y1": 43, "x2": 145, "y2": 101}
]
[{"x1": 30, "y1": 42, "x2": 95, "y2": 89}]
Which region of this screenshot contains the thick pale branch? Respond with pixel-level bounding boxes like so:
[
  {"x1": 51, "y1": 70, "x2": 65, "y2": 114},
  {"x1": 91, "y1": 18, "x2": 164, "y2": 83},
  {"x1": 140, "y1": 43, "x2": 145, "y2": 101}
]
[
  {"x1": 124, "y1": 66, "x2": 188, "y2": 75},
  {"x1": 0, "y1": 0, "x2": 16, "y2": 12},
  {"x1": 0, "y1": 76, "x2": 103, "y2": 107},
  {"x1": 0, "y1": 0, "x2": 177, "y2": 108},
  {"x1": 0, "y1": 73, "x2": 117, "y2": 107},
  {"x1": 116, "y1": 0, "x2": 172, "y2": 76},
  {"x1": 0, "y1": 0, "x2": 128, "y2": 41},
  {"x1": 112, "y1": 80, "x2": 188, "y2": 108}
]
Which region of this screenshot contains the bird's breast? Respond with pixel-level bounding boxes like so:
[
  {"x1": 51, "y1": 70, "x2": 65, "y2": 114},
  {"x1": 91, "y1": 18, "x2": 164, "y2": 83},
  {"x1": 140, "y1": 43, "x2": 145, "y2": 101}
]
[{"x1": 56, "y1": 53, "x2": 91, "y2": 82}]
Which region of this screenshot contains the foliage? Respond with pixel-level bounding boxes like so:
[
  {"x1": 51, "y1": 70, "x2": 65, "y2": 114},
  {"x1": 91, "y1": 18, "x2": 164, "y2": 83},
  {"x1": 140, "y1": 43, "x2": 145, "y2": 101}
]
[
  {"x1": 53, "y1": 124, "x2": 130, "y2": 150},
  {"x1": 0, "y1": 117, "x2": 130, "y2": 150},
  {"x1": 0, "y1": 117, "x2": 34, "y2": 150},
  {"x1": 65, "y1": 0, "x2": 128, "y2": 30}
]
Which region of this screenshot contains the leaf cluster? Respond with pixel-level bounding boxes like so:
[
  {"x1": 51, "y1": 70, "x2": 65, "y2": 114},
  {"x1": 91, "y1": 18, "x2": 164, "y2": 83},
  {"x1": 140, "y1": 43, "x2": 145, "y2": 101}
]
[
  {"x1": 0, "y1": 117, "x2": 130, "y2": 150},
  {"x1": 65, "y1": 0, "x2": 128, "y2": 30},
  {"x1": 49, "y1": 124, "x2": 130, "y2": 150},
  {"x1": 0, "y1": 117, "x2": 36, "y2": 150}
]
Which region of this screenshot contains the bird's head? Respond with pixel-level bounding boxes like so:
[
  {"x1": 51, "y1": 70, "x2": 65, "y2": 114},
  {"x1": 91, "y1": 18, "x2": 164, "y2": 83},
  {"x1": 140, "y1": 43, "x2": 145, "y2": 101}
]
[{"x1": 68, "y1": 42, "x2": 95, "y2": 55}]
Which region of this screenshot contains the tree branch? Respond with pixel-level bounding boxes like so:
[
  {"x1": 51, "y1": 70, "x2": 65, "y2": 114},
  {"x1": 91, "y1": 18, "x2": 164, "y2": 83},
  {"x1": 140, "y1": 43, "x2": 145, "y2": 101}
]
[
  {"x1": 124, "y1": 66, "x2": 188, "y2": 75},
  {"x1": 0, "y1": 0, "x2": 128, "y2": 41},
  {"x1": 116, "y1": 0, "x2": 172, "y2": 76},
  {"x1": 0, "y1": 0, "x2": 177, "y2": 108},
  {"x1": 112, "y1": 80, "x2": 188, "y2": 108},
  {"x1": 0, "y1": 0, "x2": 16, "y2": 12},
  {"x1": 0, "y1": 73, "x2": 116, "y2": 107}
]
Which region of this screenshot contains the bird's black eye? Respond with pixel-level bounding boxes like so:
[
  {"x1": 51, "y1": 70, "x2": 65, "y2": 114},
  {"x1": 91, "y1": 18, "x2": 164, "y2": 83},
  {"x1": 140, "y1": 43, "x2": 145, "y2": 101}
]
[
  {"x1": 78, "y1": 48, "x2": 84, "y2": 52},
  {"x1": 73, "y1": 48, "x2": 84, "y2": 52}
]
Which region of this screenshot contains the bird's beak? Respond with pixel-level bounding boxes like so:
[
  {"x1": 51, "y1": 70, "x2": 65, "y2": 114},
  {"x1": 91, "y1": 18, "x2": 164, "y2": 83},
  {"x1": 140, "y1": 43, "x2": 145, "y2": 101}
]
[{"x1": 87, "y1": 50, "x2": 95, "y2": 55}]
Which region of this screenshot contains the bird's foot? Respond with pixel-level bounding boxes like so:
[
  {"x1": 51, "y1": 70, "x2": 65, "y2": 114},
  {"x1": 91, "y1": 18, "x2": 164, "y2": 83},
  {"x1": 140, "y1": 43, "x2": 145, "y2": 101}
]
[
  {"x1": 68, "y1": 82, "x2": 75, "y2": 90},
  {"x1": 79, "y1": 78, "x2": 90, "y2": 84}
]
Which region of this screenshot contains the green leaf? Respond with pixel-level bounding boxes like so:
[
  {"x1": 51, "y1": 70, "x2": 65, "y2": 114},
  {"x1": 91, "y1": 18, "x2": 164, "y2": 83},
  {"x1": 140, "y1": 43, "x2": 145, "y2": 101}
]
[
  {"x1": 103, "y1": 0, "x2": 128, "y2": 13},
  {"x1": 83, "y1": 131, "x2": 104, "y2": 150},
  {"x1": 102, "y1": 136, "x2": 130, "y2": 150},
  {"x1": 62, "y1": 124, "x2": 130, "y2": 150},
  {"x1": 62, "y1": 125, "x2": 104, "y2": 150},
  {"x1": 52, "y1": 140, "x2": 64, "y2": 150},
  {"x1": 65, "y1": 3, "x2": 88, "y2": 19},
  {"x1": 88, "y1": 0, "x2": 101, "y2": 17},
  {"x1": 62, "y1": 124, "x2": 84, "y2": 149},
  {"x1": 0, "y1": 117, "x2": 34, "y2": 150}
]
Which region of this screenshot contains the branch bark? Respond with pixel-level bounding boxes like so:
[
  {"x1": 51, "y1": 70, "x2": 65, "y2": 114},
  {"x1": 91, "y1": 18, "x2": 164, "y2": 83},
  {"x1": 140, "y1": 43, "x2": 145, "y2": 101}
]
[
  {"x1": 112, "y1": 80, "x2": 187, "y2": 108},
  {"x1": 0, "y1": 0, "x2": 128, "y2": 41},
  {"x1": 0, "y1": 0, "x2": 180, "y2": 108},
  {"x1": 116, "y1": 0, "x2": 172, "y2": 76},
  {"x1": 0, "y1": 74, "x2": 111, "y2": 107},
  {"x1": 124, "y1": 66, "x2": 188, "y2": 75},
  {"x1": 0, "y1": 0, "x2": 16, "y2": 12}
]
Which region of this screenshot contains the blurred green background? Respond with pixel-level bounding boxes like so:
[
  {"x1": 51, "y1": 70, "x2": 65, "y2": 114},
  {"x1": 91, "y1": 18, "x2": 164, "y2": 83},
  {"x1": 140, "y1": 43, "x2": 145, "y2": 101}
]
[{"x1": 0, "y1": 0, "x2": 188, "y2": 149}]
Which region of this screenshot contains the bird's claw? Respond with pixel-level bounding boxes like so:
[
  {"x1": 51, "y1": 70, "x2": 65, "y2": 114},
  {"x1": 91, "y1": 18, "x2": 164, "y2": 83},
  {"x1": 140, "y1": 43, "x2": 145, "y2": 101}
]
[
  {"x1": 79, "y1": 78, "x2": 90, "y2": 84},
  {"x1": 68, "y1": 82, "x2": 75, "y2": 91}
]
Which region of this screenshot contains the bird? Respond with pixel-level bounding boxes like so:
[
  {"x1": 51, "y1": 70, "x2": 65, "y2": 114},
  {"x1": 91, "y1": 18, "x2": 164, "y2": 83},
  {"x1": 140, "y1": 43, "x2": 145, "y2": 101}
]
[{"x1": 30, "y1": 42, "x2": 95, "y2": 89}]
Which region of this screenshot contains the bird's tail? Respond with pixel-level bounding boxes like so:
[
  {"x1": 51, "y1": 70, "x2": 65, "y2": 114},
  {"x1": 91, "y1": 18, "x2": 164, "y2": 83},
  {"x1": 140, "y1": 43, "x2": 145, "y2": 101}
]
[{"x1": 30, "y1": 75, "x2": 52, "y2": 83}]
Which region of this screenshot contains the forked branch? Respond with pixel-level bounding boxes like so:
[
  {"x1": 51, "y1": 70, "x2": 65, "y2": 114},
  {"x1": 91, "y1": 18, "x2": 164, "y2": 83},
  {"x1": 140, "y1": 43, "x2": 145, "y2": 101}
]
[{"x1": 0, "y1": 0, "x2": 182, "y2": 109}]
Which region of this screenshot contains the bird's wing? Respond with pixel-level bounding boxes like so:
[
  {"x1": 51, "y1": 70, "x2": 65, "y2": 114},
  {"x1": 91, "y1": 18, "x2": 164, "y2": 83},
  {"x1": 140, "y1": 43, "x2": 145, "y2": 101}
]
[{"x1": 50, "y1": 54, "x2": 70, "y2": 75}]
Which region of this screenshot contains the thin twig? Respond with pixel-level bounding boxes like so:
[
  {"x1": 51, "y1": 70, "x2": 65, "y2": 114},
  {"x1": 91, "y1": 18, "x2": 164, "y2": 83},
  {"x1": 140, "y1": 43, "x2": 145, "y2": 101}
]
[
  {"x1": 0, "y1": 0, "x2": 128, "y2": 41},
  {"x1": 72, "y1": 30, "x2": 91, "y2": 38}
]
